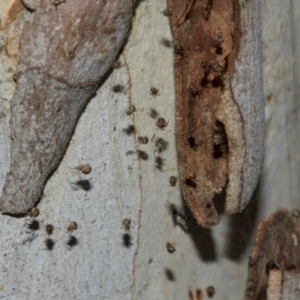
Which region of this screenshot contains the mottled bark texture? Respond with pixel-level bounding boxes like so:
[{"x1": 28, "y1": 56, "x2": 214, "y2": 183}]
[
  {"x1": 267, "y1": 269, "x2": 300, "y2": 300},
  {"x1": 167, "y1": 0, "x2": 264, "y2": 227},
  {"x1": 245, "y1": 208, "x2": 300, "y2": 300},
  {"x1": 0, "y1": 0, "x2": 134, "y2": 214}
]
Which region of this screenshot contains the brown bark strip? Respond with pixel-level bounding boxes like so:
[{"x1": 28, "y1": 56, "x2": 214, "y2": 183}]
[{"x1": 167, "y1": 0, "x2": 243, "y2": 227}]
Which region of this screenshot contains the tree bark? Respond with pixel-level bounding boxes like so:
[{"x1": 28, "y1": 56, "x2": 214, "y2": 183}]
[{"x1": 1, "y1": 0, "x2": 295, "y2": 299}]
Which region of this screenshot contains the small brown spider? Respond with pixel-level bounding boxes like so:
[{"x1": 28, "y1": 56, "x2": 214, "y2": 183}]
[
  {"x1": 156, "y1": 118, "x2": 168, "y2": 130},
  {"x1": 154, "y1": 138, "x2": 168, "y2": 155},
  {"x1": 67, "y1": 222, "x2": 78, "y2": 233},
  {"x1": 212, "y1": 64, "x2": 224, "y2": 73},
  {"x1": 149, "y1": 87, "x2": 160, "y2": 97},
  {"x1": 215, "y1": 33, "x2": 224, "y2": 44},
  {"x1": 122, "y1": 105, "x2": 136, "y2": 118},
  {"x1": 166, "y1": 242, "x2": 176, "y2": 253},
  {"x1": 189, "y1": 84, "x2": 201, "y2": 97},
  {"x1": 46, "y1": 224, "x2": 54, "y2": 236},
  {"x1": 201, "y1": 59, "x2": 212, "y2": 73},
  {"x1": 185, "y1": 170, "x2": 196, "y2": 180},
  {"x1": 174, "y1": 44, "x2": 184, "y2": 56},
  {"x1": 69, "y1": 164, "x2": 92, "y2": 174},
  {"x1": 122, "y1": 218, "x2": 132, "y2": 231},
  {"x1": 206, "y1": 286, "x2": 216, "y2": 298},
  {"x1": 137, "y1": 136, "x2": 149, "y2": 145},
  {"x1": 169, "y1": 176, "x2": 177, "y2": 187},
  {"x1": 28, "y1": 207, "x2": 40, "y2": 218}
]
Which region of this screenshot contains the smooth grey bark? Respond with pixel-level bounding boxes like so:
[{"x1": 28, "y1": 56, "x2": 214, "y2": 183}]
[{"x1": 0, "y1": 0, "x2": 296, "y2": 299}]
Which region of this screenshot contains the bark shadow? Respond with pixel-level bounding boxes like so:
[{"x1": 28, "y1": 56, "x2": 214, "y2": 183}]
[
  {"x1": 224, "y1": 185, "x2": 260, "y2": 261},
  {"x1": 181, "y1": 194, "x2": 217, "y2": 262}
]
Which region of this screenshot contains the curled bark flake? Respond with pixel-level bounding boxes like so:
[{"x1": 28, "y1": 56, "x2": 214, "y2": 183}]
[
  {"x1": 245, "y1": 208, "x2": 300, "y2": 300},
  {"x1": 1, "y1": 0, "x2": 134, "y2": 214},
  {"x1": 167, "y1": 0, "x2": 264, "y2": 227}
]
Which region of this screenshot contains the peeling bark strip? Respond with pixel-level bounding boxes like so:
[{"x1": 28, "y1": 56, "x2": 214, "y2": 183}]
[
  {"x1": 245, "y1": 208, "x2": 300, "y2": 300},
  {"x1": 0, "y1": 0, "x2": 134, "y2": 214},
  {"x1": 167, "y1": 0, "x2": 264, "y2": 227}
]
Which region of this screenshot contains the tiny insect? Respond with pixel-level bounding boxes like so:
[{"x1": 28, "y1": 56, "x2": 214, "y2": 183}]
[
  {"x1": 212, "y1": 64, "x2": 224, "y2": 73},
  {"x1": 166, "y1": 242, "x2": 176, "y2": 253},
  {"x1": 206, "y1": 286, "x2": 216, "y2": 298},
  {"x1": 46, "y1": 224, "x2": 54, "y2": 236},
  {"x1": 154, "y1": 138, "x2": 168, "y2": 155},
  {"x1": 189, "y1": 84, "x2": 200, "y2": 97},
  {"x1": 156, "y1": 118, "x2": 168, "y2": 130},
  {"x1": 162, "y1": 9, "x2": 172, "y2": 17},
  {"x1": 137, "y1": 136, "x2": 149, "y2": 145},
  {"x1": 149, "y1": 87, "x2": 160, "y2": 97},
  {"x1": 213, "y1": 132, "x2": 225, "y2": 146},
  {"x1": 169, "y1": 176, "x2": 177, "y2": 187},
  {"x1": 201, "y1": 59, "x2": 211, "y2": 73},
  {"x1": 67, "y1": 221, "x2": 78, "y2": 233},
  {"x1": 215, "y1": 34, "x2": 224, "y2": 44},
  {"x1": 28, "y1": 207, "x2": 40, "y2": 218},
  {"x1": 122, "y1": 105, "x2": 136, "y2": 117},
  {"x1": 189, "y1": 127, "x2": 195, "y2": 136},
  {"x1": 122, "y1": 218, "x2": 132, "y2": 231},
  {"x1": 69, "y1": 163, "x2": 92, "y2": 175},
  {"x1": 174, "y1": 44, "x2": 184, "y2": 56},
  {"x1": 185, "y1": 170, "x2": 196, "y2": 180}
]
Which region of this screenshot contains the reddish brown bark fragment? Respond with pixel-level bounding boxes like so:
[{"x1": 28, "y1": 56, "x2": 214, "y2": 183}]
[{"x1": 167, "y1": 0, "x2": 243, "y2": 227}]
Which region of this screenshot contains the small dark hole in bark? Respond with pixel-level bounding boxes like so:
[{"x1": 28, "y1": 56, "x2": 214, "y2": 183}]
[
  {"x1": 265, "y1": 260, "x2": 280, "y2": 275},
  {"x1": 213, "y1": 145, "x2": 223, "y2": 158},
  {"x1": 286, "y1": 265, "x2": 296, "y2": 271},
  {"x1": 212, "y1": 77, "x2": 224, "y2": 88},
  {"x1": 206, "y1": 203, "x2": 212, "y2": 209},
  {"x1": 215, "y1": 46, "x2": 223, "y2": 55},
  {"x1": 188, "y1": 137, "x2": 197, "y2": 149},
  {"x1": 185, "y1": 179, "x2": 197, "y2": 188}
]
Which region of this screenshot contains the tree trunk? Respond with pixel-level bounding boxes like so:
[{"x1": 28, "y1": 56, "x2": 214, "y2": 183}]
[{"x1": 0, "y1": 0, "x2": 298, "y2": 299}]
